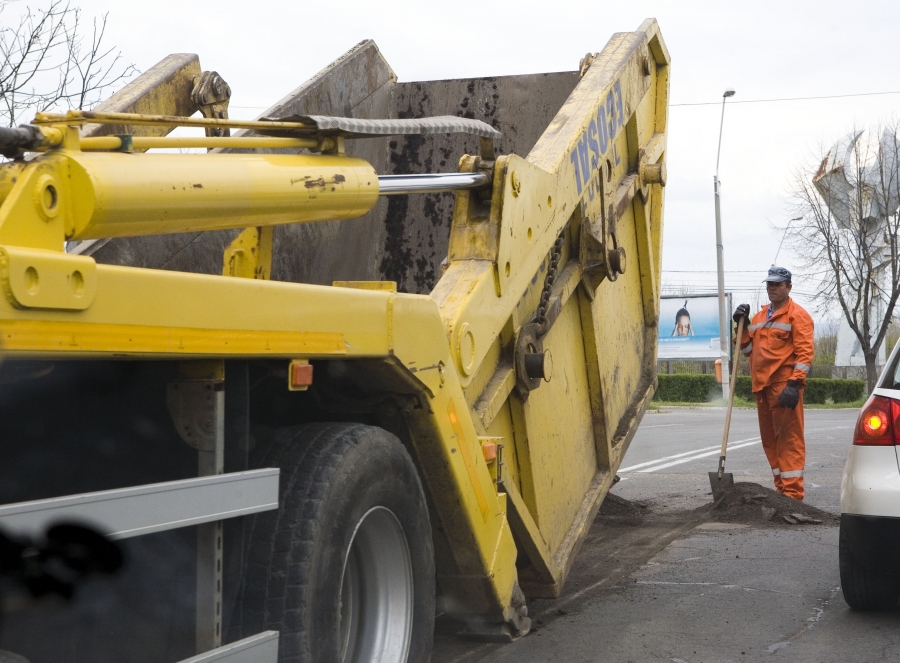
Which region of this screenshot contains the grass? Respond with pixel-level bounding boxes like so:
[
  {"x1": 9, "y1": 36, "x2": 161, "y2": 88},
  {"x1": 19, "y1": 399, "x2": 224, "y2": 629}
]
[
  {"x1": 647, "y1": 397, "x2": 755, "y2": 410},
  {"x1": 804, "y1": 398, "x2": 867, "y2": 410},
  {"x1": 649, "y1": 396, "x2": 867, "y2": 411}
]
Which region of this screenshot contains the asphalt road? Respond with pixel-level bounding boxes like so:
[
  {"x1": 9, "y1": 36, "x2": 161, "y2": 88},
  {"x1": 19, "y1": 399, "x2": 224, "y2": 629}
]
[
  {"x1": 615, "y1": 407, "x2": 856, "y2": 514},
  {"x1": 433, "y1": 406, "x2": 900, "y2": 663}
]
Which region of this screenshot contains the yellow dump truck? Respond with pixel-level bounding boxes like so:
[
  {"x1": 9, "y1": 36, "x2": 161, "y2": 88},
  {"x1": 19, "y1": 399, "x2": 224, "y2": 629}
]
[{"x1": 0, "y1": 19, "x2": 668, "y2": 663}]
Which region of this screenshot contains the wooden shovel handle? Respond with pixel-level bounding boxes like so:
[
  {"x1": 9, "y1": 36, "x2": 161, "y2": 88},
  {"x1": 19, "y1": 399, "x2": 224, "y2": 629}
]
[{"x1": 720, "y1": 316, "x2": 745, "y2": 462}]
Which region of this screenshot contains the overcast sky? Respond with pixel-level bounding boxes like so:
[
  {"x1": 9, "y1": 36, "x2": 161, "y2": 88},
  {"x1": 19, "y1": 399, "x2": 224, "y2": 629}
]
[{"x1": 19, "y1": 0, "x2": 900, "y2": 321}]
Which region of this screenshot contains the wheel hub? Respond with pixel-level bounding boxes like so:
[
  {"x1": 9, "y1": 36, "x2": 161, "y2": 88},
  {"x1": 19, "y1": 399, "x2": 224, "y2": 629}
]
[{"x1": 339, "y1": 506, "x2": 414, "y2": 663}]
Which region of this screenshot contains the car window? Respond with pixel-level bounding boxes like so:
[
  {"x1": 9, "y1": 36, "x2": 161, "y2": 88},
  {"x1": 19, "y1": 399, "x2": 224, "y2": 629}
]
[{"x1": 881, "y1": 344, "x2": 900, "y2": 389}]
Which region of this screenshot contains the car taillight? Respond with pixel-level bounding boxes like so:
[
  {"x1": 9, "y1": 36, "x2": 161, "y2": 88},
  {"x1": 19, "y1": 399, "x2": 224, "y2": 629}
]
[{"x1": 853, "y1": 395, "x2": 900, "y2": 445}]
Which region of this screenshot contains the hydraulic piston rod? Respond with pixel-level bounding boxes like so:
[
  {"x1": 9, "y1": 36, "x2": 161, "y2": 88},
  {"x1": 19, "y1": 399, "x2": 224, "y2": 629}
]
[
  {"x1": 0, "y1": 146, "x2": 491, "y2": 249},
  {"x1": 0, "y1": 151, "x2": 379, "y2": 243},
  {"x1": 377, "y1": 172, "x2": 491, "y2": 195}
]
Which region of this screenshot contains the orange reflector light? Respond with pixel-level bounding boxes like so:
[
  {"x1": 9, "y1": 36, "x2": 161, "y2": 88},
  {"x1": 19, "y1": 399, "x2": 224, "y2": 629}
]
[
  {"x1": 288, "y1": 360, "x2": 313, "y2": 391},
  {"x1": 481, "y1": 441, "x2": 497, "y2": 462},
  {"x1": 854, "y1": 395, "x2": 898, "y2": 445}
]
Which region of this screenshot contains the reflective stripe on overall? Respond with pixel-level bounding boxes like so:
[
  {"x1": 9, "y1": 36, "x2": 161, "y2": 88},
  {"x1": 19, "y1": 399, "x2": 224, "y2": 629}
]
[{"x1": 739, "y1": 298, "x2": 814, "y2": 500}]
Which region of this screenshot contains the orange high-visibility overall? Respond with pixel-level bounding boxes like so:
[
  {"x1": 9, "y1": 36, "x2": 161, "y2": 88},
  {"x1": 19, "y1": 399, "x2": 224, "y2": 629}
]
[{"x1": 738, "y1": 298, "x2": 814, "y2": 500}]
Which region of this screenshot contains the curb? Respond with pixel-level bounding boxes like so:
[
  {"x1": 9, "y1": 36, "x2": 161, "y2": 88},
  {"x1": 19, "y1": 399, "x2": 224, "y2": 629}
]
[
  {"x1": 648, "y1": 404, "x2": 861, "y2": 412},
  {"x1": 648, "y1": 405, "x2": 755, "y2": 412}
]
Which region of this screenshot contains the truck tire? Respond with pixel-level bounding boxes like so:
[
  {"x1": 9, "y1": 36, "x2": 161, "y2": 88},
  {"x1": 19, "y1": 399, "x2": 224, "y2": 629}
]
[
  {"x1": 233, "y1": 422, "x2": 434, "y2": 663},
  {"x1": 839, "y1": 522, "x2": 900, "y2": 610}
]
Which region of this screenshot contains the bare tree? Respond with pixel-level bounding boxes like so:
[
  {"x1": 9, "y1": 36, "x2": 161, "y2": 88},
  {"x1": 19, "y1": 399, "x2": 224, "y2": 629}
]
[
  {"x1": 814, "y1": 317, "x2": 839, "y2": 364},
  {"x1": 786, "y1": 120, "x2": 900, "y2": 390},
  {"x1": 0, "y1": 0, "x2": 135, "y2": 127}
]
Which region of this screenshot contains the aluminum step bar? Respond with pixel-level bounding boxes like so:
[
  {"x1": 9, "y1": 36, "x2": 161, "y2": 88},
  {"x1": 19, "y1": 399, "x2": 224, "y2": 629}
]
[
  {"x1": 0, "y1": 470, "x2": 281, "y2": 662},
  {"x1": 0, "y1": 468, "x2": 279, "y2": 539},
  {"x1": 176, "y1": 632, "x2": 279, "y2": 663}
]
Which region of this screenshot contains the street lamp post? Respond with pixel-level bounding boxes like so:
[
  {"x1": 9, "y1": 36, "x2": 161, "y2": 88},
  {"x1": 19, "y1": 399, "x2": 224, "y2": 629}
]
[
  {"x1": 773, "y1": 217, "x2": 803, "y2": 266},
  {"x1": 714, "y1": 89, "x2": 735, "y2": 400}
]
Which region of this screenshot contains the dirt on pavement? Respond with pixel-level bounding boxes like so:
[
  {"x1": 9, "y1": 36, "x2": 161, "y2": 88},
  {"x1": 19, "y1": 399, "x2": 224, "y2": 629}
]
[
  {"x1": 704, "y1": 481, "x2": 838, "y2": 527},
  {"x1": 595, "y1": 492, "x2": 648, "y2": 521},
  {"x1": 432, "y1": 485, "x2": 838, "y2": 662}
]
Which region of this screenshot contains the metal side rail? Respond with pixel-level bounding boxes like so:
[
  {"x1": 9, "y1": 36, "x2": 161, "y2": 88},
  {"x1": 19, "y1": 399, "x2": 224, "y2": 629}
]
[
  {"x1": 176, "y1": 632, "x2": 279, "y2": 663},
  {"x1": 0, "y1": 469, "x2": 281, "y2": 661},
  {"x1": 0, "y1": 468, "x2": 279, "y2": 538}
]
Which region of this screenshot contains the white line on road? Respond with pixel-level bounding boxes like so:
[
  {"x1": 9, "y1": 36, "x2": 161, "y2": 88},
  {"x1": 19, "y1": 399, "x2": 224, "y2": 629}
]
[
  {"x1": 640, "y1": 423, "x2": 684, "y2": 429},
  {"x1": 620, "y1": 425, "x2": 856, "y2": 475},
  {"x1": 618, "y1": 437, "x2": 761, "y2": 473},
  {"x1": 638, "y1": 438, "x2": 762, "y2": 472},
  {"x1": 636, "y1": 580, "x2": 807, "y2": 598},
  {"x1": 617, "y1": 444, "x2": 726, "y2": 472},
  {"x1": 637, "y1": 439, "x2": 761, "y2": 472}
]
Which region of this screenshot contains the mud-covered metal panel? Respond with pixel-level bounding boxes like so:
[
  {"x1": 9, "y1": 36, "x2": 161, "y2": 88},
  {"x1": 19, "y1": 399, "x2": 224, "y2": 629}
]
[
  {"x1": 83, "y1": 53, "x2": 201, "y2": 138},
  {"x1": 88, "y1": 230, "x2": 238, "y2": 276},
  {"x1": 384, "y1": 72, "x2": 580, "y2": 293},
  {"x1": 71, "y1": 54, "x2": 209, "y2": 262},
  {"x1": 232, "y1": 39, "x2": 397, "y2": 285},
  {"x1": 518, "y1": 296, "x2": 597, "y2": 552},
  {"x1": 89, "y1": 41, "x2": 397, "y2": 283}
]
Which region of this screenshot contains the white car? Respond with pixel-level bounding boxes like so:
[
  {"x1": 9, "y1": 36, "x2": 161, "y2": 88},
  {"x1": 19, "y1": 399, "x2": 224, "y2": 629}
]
[{"x1": 840, "y1": 352, "x2": 900, "y2": 610}]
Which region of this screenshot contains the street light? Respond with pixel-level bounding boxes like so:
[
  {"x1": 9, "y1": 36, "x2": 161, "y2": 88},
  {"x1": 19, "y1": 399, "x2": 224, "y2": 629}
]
[
  {"x1": 773, "y1": 217, "x2": 803, "y2": 266},
  {"x1": 714, "y1": 88, "x2": 735, "y2": 400}
]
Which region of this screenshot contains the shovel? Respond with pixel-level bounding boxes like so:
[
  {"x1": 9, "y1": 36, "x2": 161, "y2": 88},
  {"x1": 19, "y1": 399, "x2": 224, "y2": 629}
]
[{"x1": 709, "y1": 316, "x2": 745, "y2": 502}]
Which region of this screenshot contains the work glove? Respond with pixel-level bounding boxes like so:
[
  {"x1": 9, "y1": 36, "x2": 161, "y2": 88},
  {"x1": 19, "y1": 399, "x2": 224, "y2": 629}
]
[
  {"x1": 778, "y1": 379, "x2": 802, "y2": 410},
  {"x1": 732, "y1": 303, "x2": 750, "y2": 324}
]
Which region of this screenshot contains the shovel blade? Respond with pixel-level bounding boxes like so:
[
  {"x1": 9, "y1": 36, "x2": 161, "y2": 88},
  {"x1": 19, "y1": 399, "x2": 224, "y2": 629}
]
[{"x1": 709, "y1": 471, "x2": 734, "y2": 502}]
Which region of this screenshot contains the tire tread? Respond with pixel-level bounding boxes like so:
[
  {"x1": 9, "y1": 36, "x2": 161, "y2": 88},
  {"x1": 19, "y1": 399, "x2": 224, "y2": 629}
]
[
  {"x1": 839, "y1": 523, "x2": 900, "y2": 611},
  {"x1": 229, "y1": 422, "x2": 433, "y2": 663}
]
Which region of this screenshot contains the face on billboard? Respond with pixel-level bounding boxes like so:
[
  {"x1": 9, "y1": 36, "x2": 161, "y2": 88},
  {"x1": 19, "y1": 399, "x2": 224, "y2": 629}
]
[{"x1": 658, "y1": 295, "x2": 728, "y2": 360}]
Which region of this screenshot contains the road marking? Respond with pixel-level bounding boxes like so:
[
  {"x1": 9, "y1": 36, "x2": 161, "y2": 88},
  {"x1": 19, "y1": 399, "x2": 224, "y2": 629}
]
[
  {"x1": 618, "y1": 443, "x2": 727, "y2": 472},
  {"x1": 619, "y1": 437, "x2": 761, "y2": 473},
  {"x1": 637, "y1": 581, "x2": 807, "y2": 598},
  {"x1": 640, "y1": 423, "x2": 683, "y2": 429},
  {"x1": 621, "y1": 425, "x2": 856, "y2": 474},
  {"x1": 638, "y1": 439, "x2": 762, "y2": 473}
]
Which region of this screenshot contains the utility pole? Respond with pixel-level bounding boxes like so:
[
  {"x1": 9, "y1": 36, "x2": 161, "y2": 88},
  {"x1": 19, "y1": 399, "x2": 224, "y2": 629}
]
[{"x1": 714, "y1": 89, "x2": 735, "y2": 400}]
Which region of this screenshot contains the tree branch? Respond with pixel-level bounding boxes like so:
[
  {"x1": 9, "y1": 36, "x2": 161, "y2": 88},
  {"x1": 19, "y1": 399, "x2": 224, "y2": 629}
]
[{"x1": 0, "y1": 1, "x2": 136, "y2": 127}]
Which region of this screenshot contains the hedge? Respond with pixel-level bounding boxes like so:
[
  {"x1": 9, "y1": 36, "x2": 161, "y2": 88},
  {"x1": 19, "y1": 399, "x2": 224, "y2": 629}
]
[
  {"x1": 653, "y1": 374, "x2": 719, "y2": 403},
  {"x1": 655, "y1": 374, "x2": 865, "y2": 404}
]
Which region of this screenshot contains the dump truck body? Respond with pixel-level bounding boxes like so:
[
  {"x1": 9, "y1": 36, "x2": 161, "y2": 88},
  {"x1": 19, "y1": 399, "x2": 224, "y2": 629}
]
[{"x1": 0, "y1": 19, "x2": 668, "y2": 662}]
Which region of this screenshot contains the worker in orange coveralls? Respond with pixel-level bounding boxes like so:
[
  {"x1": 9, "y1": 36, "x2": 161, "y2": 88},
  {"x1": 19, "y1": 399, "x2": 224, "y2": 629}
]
[{"x1": 733, "y1": 266, "x2": 814, "y2": 500}]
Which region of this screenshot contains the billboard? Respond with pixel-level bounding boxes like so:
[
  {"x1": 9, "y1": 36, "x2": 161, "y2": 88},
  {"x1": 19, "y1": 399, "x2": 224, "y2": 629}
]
[{"x1": 658, "y1": 293, "x2": 731, "y2": 360}]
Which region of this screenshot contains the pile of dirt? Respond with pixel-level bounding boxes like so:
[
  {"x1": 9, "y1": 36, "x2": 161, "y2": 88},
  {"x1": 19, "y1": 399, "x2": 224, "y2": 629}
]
[
  {"x1": 597, "y1": 493, "x2": 648, "y2": 522},
  {"x1": 705, "y1": 481, "x2": 837, "y2": 527}
]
